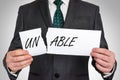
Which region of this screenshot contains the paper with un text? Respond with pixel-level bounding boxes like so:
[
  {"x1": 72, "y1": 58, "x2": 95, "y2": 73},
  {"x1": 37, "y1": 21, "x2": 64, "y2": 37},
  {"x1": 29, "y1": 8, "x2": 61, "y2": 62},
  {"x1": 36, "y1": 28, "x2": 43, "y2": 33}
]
[
  {"x1": 47, "y1": 28, "x2": 101, "y2": 56},
  {"x1": 19, "y1": 28, "x2": 46, "y2": 56}
]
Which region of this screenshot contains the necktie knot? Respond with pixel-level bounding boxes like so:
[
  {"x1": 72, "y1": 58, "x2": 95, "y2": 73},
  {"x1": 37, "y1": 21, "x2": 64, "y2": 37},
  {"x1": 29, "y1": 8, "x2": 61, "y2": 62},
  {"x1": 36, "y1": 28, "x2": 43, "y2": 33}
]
[{"x1": 54, "y1": 0, "x2": 63, "y2": 8}]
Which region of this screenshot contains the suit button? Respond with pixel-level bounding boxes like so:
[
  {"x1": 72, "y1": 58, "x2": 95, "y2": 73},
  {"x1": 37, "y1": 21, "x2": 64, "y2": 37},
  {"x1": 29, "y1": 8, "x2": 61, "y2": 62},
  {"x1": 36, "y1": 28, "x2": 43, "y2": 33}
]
[{"x1": 54, "y1": 73, "x2": 60, "y2": 78}]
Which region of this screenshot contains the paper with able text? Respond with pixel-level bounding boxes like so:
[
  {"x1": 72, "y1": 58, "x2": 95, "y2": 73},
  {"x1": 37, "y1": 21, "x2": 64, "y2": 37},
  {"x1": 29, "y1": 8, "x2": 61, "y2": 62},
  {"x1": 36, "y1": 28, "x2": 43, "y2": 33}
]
[
  {"x1": 47, "y1": 28, "x2": 101, "y2": 56},
  {"x1": 19, "y1": 28, "x2": 46, "y2": 56}
]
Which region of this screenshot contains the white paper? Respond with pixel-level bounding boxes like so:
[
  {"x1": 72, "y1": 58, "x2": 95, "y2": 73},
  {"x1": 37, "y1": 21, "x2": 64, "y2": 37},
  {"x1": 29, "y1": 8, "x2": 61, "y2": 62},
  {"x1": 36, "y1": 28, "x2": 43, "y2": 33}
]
[
  {"x1": 47, "y1": 28, "x2": 101, "y2": 56},
  {"x1": 19, "y1": 28, "x2": 46, "y2": 56}
]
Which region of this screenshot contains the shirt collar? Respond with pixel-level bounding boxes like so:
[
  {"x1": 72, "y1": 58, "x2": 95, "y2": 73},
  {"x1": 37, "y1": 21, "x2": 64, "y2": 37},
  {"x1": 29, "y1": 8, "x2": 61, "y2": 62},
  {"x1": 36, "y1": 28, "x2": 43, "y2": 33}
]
[{"x1": 63, "y1": 0, "x2": 69, "y2": 5}]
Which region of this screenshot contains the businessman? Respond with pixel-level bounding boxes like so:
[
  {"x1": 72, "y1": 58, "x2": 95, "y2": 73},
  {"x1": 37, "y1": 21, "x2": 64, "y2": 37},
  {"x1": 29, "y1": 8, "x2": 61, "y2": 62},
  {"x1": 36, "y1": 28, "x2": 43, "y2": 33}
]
[{"x1": 3, "y1": 0, "x2": 116, "y2": 80}]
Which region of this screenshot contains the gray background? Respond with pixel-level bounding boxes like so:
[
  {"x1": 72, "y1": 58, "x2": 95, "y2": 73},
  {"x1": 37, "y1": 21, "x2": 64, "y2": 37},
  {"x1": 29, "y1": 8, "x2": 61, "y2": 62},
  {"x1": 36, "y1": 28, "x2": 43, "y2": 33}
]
[{"x1": 0, "y1": 0, "x2": 119, "y2": 80}]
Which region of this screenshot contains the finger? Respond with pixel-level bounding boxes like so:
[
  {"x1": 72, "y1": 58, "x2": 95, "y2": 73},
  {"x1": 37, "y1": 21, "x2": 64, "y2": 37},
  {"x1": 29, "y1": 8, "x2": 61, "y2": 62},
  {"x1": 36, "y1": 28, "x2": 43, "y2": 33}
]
[
  {"x1": 92, "y1": 48, "x2": 111, "y2": 57},
  {"x1": 94, "y1": 58, "x2": 110, "y2": 68},
  {"x1": 9, "y1": 61, "x2": 32, "y2": 72},
  {"x1": 91, "y1": 52, "x2": 110, "y2": 62},
  {"x1": 12, "y1": 54, "x2": 32, "y2": 62},
  {"x1": 96, "y1": 63, "x2": 111, "y2": 73},
  {"x1": 6, "y1": 50, "x2": 31, "y2": 63},
  {"x1": 8, "y1": 58, "x2": 33, "y2": 72},
  {"x1": 14, "y1": 58, "x2": 33, "y2": 67},
  {"x1": 11, "y1": 49, "x2": 29, "y2": 57}
]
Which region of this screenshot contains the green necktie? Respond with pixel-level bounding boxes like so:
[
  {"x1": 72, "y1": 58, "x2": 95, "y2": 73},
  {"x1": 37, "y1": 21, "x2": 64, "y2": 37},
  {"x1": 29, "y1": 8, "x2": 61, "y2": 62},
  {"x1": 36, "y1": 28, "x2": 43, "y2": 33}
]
[{"x1": 53, "y1": 0, "x2": 64, "y2": 28}]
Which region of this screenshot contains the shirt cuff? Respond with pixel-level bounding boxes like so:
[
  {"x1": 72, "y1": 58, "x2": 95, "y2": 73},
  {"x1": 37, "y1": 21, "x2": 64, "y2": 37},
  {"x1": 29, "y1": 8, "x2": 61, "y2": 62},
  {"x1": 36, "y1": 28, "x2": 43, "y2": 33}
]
[
  {"x1": 7, "y1": 67, "x2": 18, "y2": 77},
  {"x1": 103, "y1": 64, "x2": 115, "y2": 78}
]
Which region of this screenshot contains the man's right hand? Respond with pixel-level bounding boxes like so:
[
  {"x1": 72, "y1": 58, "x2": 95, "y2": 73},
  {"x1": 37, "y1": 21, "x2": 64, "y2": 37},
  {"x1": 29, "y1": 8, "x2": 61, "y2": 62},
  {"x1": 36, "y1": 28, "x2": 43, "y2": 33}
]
[{"x1": 6, "y1": 49, "x2": 33, "y2": 73}]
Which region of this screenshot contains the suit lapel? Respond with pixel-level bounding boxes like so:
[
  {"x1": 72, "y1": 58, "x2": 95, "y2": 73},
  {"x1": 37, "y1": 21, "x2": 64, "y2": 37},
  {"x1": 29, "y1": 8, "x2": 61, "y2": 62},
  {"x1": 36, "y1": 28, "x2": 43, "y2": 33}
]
[
  {"x1": 64, "y1": 0, "x2": 81, "y2": 28},
  {"x1": 37, "y1": 0, "x2": 52, "y2": 27}
]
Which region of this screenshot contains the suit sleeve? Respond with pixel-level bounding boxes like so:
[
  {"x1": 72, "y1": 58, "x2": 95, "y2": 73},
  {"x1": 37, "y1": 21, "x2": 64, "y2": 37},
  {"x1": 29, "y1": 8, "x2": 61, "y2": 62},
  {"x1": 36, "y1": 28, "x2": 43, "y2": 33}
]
[
  {"x1": 3, "y1": 6, "x2": 24, "y2": 80},
  {"x1": 92, "y1": 6, "x2": 117, "y2": 80}
]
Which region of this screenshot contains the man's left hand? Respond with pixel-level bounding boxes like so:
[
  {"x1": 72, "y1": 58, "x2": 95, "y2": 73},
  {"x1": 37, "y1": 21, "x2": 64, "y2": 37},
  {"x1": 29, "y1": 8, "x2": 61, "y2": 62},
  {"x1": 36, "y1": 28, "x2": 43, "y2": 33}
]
[{"x1": 91, "y1": 48, "x2": 115, "y2": 73}]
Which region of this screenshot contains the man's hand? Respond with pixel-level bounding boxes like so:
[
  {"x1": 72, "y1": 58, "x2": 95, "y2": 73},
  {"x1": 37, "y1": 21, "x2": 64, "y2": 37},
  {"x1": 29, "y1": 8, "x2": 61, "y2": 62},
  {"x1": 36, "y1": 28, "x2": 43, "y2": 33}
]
[
  {"x1": 6, "y1": 49, "x2": 33, "y2": 73},
  {"x1": 91, "y1": 48, "x2": 115, "y2": 73}
]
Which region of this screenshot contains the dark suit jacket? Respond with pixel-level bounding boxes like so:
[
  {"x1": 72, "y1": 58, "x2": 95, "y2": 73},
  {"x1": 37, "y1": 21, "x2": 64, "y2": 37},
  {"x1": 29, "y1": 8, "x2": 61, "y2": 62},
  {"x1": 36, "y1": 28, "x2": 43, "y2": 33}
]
[{"x1": 3, "y1": 0, "x2": 116, "y2": 80}]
